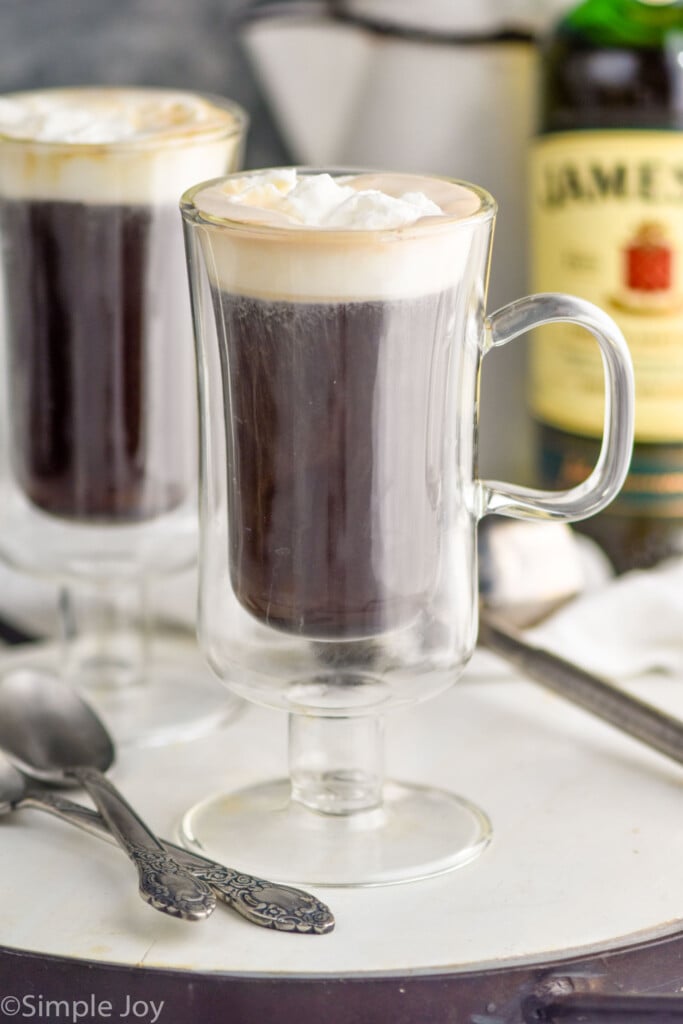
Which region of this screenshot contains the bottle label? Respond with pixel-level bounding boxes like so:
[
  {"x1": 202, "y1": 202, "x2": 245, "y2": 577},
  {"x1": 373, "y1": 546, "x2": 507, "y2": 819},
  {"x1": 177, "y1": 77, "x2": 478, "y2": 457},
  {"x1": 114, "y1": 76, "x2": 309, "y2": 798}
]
[{"x1": 531, "y1": 130, "x2": 683, "y2": 442}]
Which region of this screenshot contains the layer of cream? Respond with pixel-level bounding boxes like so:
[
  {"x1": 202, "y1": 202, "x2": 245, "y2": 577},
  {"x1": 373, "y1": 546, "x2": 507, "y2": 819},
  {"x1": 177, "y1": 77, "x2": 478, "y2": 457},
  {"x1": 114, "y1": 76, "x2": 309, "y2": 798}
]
[
  {"x1": 0, "y1": 88, "x2": 244, "y2": 204},
  {"x1": 188, "y1": 170, "x2": 494, "y2": 301}
]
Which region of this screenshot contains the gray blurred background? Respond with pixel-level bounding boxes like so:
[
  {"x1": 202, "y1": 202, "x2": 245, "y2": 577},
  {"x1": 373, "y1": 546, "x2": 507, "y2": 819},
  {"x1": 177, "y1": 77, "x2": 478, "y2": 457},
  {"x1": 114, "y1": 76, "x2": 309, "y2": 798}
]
[
  {"x1": 0, "y1": 0, "x2": 573, "y2": 485},
  {"x1": 0, "y1": 0, "x2": 289, "y2": 166}
]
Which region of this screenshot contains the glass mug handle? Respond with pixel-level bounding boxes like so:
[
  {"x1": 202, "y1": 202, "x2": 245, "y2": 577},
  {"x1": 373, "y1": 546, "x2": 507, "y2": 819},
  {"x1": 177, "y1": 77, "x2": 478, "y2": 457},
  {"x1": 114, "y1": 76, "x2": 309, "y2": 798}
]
[{"x1": 478, "y1": 293, "x2": 635, "y2": 521}]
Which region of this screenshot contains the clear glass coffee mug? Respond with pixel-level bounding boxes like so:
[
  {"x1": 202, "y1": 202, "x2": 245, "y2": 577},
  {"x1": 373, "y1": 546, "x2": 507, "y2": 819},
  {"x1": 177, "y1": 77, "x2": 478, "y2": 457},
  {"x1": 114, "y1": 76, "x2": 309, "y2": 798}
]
[
  {"x1": 180, "y1": 169, "x2": 634, "y2": 886},
  {"x1": 0, "y1": 88, "x2": 247, "y2": 747}
]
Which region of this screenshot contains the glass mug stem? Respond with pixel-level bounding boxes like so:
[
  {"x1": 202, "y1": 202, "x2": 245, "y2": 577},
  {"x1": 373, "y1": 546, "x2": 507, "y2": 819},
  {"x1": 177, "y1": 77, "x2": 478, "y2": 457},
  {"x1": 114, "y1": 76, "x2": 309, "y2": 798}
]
[
  {"x1": 289, "y1": 713, "x2": 384, "y2": 815},
  {"x1": 58, "y1": 579, "x2": 149, "y2": 693}
]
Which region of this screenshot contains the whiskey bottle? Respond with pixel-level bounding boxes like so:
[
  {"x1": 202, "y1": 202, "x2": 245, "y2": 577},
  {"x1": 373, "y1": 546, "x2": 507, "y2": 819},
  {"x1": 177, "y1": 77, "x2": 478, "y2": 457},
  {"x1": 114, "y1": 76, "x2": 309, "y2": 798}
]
[{"x1": 530, "y1": 0, "x2": 683, "y2": 570}]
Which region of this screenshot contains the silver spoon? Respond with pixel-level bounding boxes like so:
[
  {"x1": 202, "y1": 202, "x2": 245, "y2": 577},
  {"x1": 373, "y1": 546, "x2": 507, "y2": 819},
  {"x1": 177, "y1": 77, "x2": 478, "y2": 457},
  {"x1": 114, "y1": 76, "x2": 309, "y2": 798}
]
[
  {"x1": 0, "y1": 669, "x2": 216, "y2": 922},
  {"x1": 0, "y1": 754, "x2": 334, "y2": 934}
]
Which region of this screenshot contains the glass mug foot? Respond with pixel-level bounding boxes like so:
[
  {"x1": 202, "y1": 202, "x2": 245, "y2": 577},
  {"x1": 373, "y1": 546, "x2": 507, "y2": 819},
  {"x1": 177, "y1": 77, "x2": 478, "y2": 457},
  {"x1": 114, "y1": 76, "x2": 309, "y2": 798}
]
[{"x1": 180, "y1": 778, "x2": 491, "y2": 887}]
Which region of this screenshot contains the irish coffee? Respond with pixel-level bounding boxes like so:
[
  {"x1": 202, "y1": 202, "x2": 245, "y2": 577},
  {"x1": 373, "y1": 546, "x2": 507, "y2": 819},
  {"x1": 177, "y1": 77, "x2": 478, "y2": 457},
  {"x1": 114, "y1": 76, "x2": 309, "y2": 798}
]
[
  {"x1": 186, "y1": 170, "x2": 483, "y2": 638},
  {"x1": 2, "y1": 198, "x2": 188, "y2": 518},
  {"x1": 0, "y1": 87, "x2": 244, "y2": 521},
  {"x1": 215, "y1": 288, "x2": 456, "y2": 636}
]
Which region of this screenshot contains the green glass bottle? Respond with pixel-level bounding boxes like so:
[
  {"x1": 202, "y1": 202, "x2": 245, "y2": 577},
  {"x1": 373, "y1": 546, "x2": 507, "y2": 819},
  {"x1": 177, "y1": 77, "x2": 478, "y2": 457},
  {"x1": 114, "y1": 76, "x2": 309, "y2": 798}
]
[{"x1": 531, "y1": 0, "x2": 683, "y2": 571}]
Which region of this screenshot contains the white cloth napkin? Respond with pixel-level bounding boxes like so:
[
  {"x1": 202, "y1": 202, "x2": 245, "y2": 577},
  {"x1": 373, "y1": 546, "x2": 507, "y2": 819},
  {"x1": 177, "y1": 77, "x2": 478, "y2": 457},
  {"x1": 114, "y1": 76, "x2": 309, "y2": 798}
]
[
  {"x1": 527, "y1": 556, "x2": 683, "y2": 679},
  {"x1": 473, "y1": 519, "x2": 683, "y2": 681}
]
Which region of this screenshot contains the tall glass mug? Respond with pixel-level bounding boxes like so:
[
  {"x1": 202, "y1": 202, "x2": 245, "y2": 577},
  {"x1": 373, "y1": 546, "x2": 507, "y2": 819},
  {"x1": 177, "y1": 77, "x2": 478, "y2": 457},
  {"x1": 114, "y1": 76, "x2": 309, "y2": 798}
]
[
  {"x1": 181, "y1": 169, "x2": 634, "y2": 885},
  {"x1": 0, "y1": 88, "x2": 247, "y2": 746}
]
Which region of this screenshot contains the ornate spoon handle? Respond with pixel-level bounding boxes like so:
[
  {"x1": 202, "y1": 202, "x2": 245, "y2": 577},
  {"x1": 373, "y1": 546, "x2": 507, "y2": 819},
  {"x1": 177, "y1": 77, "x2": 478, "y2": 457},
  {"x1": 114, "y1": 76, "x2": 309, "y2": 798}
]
[
  {"x1": 67, "y1": 767, "x2": 216, "y2": 922},
  {"x1": 20, "y1": 787, "x2": 334, "y2": 934},
  {"x1": 164, "y1": 855, "x2": 335, "y2": 935}
]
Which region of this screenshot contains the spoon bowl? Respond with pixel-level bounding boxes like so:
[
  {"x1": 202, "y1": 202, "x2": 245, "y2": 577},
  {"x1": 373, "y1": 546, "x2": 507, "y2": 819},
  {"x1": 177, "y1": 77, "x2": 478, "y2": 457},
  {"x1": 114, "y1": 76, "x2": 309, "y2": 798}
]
[{"x1": 0, "y1": 669, "x2": 113, "y2": 784}]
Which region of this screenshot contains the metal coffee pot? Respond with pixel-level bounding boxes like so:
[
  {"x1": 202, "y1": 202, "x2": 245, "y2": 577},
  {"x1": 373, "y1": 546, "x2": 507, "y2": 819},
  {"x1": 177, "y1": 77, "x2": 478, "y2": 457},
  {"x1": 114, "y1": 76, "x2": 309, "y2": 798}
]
[{"x1": 239, "y1": 0, "x2": 571, "y2": 480}]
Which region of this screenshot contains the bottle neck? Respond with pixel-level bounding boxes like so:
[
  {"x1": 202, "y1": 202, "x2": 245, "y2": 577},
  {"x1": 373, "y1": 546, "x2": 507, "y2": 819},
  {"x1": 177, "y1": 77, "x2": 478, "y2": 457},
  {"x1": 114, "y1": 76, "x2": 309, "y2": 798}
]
[
  {"x1": 540, "y1": 0, "x2": 683, "y2": 131},
  {"x1": 560, "y1": 0, "x2": 683, "y2": 42}
]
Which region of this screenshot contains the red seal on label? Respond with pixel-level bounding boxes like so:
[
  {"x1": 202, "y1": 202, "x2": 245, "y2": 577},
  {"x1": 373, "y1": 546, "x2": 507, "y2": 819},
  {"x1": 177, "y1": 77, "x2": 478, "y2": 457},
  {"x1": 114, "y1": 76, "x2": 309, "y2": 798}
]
[{"x1": 625, "y1": 222, "x2": 672, "y2": 292}]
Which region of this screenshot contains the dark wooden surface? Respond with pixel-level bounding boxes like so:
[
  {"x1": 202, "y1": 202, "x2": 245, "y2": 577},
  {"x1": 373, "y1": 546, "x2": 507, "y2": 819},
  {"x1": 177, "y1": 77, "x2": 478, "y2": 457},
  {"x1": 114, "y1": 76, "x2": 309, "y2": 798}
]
[{"x1": 3, "y1": 926, "x2": 683, "y2": 1024}]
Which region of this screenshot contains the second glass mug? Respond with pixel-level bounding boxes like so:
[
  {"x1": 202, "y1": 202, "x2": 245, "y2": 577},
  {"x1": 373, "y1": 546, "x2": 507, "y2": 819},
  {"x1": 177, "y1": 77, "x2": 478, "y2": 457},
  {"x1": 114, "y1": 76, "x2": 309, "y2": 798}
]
[
  {"x1": 0, "y1": 87, "x2": 248, "y2": 746},
  {"x1": 181, "y1": 169, "x2": 635, "y2": 886}
]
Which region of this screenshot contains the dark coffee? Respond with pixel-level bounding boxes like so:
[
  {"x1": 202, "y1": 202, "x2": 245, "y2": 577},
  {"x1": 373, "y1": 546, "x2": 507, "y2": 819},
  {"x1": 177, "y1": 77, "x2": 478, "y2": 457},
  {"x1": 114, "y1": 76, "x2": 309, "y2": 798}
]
[
  {"x1": 0, "y1": 198, "x2": 194, "y2": 520},
  {"x1": 214, "y1": 288, "x2": 456, "y2": 639}
]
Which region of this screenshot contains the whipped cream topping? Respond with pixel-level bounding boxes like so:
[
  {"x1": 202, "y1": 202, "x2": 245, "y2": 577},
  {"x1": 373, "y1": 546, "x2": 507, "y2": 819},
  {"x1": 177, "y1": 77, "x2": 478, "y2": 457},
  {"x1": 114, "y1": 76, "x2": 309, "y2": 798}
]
[
  {"x1": 0, "y1": 88, "x2": 238, "y2": 145},
  {"x1": 0, "y1": 88, "x2": 245, "y2": 204},
  {"x1": 218, "y1": 169, "x2": 444, "y2": 229},
  {"x1": 187, "y1": 170, "x2": 494, "y2": 301}
]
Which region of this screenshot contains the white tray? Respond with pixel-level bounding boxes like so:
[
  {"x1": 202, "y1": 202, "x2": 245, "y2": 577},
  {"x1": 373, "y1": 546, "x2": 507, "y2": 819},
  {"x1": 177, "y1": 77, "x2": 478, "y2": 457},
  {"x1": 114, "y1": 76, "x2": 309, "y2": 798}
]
[{"x1": 1, "y1": 642, "x2": 682, "y2": 978}]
